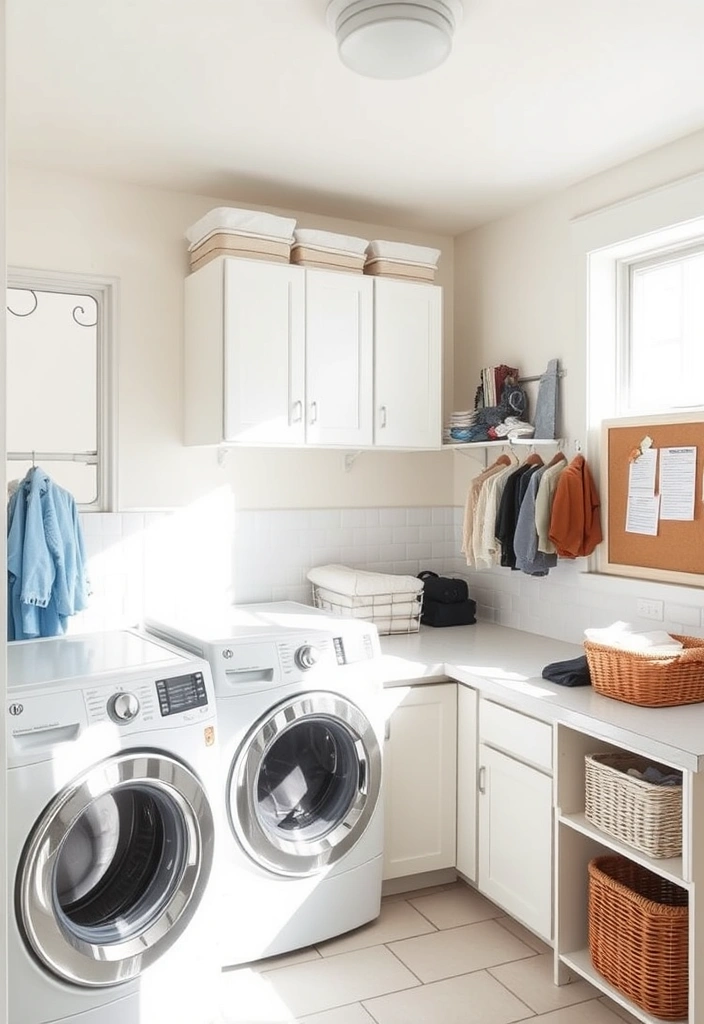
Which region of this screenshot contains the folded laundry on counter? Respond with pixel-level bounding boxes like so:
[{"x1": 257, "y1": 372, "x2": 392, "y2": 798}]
[
  {"x1": 584, "y1": 621, "x2": 683, "y2": 655},
  {"x1": 542, "y1": 655, "x2": 591, "y2": 687},
  {"x1": 307, "y1": 564, "x2": 423, "y2": 597}
]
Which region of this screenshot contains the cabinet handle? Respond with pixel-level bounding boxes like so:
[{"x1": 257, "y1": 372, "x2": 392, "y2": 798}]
[
  {"x1": 477, "y1": 765, "x2": 486, "y2": 794},
  {"x1": 310, "y1": 401, "x2": 318, "y2": 425},
  {"x1": 291, "y1": 400, "x2": 303, "y2": 423},
  {"x1": 384, "y1": 719, "x2": 391, "y2": 741},
  {"x1": 380, "y1": 405, "x2": 387, "y2": 428}
]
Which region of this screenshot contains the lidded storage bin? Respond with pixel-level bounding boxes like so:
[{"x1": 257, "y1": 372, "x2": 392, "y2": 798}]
[
  {"x1": 588, "y1": 854, "x2": 688, "y2": 1020},
  {"x1": 585, "y1": 752, "x2": 682, "y2": 858}
]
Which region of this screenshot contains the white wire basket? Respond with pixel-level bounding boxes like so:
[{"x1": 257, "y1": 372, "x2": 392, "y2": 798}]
[{"x1": 311, "y1": 584, "x2": 423, "y2": 635}]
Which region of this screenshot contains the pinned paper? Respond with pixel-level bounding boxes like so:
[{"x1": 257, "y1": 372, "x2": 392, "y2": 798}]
[{"x1": 660, "y1": 446, "x2": 696, "y2": 520}]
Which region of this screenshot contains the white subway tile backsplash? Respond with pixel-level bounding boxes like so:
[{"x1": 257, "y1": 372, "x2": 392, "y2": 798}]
[
  {"x1": 666, "y1": 603, "x2": 701, "y2": 628},
  {"x1": 379, "y1": 508, "x2": 406, "y2": 526}
]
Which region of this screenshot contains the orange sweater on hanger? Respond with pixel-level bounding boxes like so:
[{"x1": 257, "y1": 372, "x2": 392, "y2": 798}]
[{"x1": 548, "y1": 454, "x2": 602, "y2": 558}]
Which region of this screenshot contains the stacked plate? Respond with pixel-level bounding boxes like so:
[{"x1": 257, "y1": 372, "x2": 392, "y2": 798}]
[
  {"x1": 364, "y1": 241, "x2": 441, "y2": 283},
  {"x1": 185, "y1": 208, "x2": 296, "y2": 272},
  {"x1": 290, "y1": 229, "x2": 369, "y2": 272}
]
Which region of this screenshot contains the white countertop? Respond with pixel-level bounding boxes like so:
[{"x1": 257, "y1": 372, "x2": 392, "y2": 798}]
[{"x1": 379, "y1": 623, "x2": 704, "y2": 772}]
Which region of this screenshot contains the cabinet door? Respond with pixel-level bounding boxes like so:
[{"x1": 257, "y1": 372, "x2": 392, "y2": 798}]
[
  {"x1": 305, "y1": 270, "x2": 373, "y2": 446},
  {"x1": 374, "y1": 279, "x2": 442, "y2": 449},
  {"x1": 478, "y1": 743, "x2": 553, "y2": 940},
  {"x1": 223, "y1": 260, "x2": 305, "y2": 444},
  {"x1": 383, "y1": 683, "x2": 457, "y2": 880},
  {"x1": 456, "y1": 686, "x2": 478, "y2": 882}
]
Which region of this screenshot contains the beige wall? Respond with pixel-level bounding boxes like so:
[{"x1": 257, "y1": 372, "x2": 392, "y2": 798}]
[
  {"x1": 453, "y1": 128, "x2": 704, "y2": 504},
  {"x1": 7, "y1": 166, "x2": 455, "y2": 509}
]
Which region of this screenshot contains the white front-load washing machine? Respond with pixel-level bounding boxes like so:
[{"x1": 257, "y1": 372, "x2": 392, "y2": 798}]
[
  {"x1": 146, "y1": 602, "x2": 385, "y2": 967},
  {"x1": 7, "y1": 629, "x2": 220, "y2": 1024}
]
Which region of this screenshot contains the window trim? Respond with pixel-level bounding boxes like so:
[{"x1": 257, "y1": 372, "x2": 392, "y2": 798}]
[{"x1": 7, "y1": 268, "x2": 119, "y2": 511}]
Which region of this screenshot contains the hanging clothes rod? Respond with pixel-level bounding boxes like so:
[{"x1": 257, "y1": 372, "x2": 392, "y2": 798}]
[{"x1": 7, "y1": 451, "x2": 98, "y2": 464}]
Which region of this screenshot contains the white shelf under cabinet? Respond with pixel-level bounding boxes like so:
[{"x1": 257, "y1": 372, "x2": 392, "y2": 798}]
[
  {"x1": 443, "y1": 438, "x2": 564, "y2": 451},
  {"x1": 558, "y1": 812, "x2": 687, "y2": 887},
  {"x1": 560, "y1": 949, "x2": 686, "y2": 1024}
]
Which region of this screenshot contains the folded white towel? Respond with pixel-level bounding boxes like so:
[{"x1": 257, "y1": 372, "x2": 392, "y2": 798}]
[
  {"x1": 185, "y1": 208, "x2": 296, "y2": 247},
  {"x1": 366, "y1": 240, "x2": 441, "y2": 265},
  {"x1": 294, "y1": 229, "x2": 369, "y2": 255},
  {"x1": 585, "y1": 621, "x2": 683, "y2": 655},
  {"x1": 308, "y1": 564, "x2": 423, "y2": 598}
]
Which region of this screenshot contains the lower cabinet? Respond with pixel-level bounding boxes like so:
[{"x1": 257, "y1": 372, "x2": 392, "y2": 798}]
[{"x1": 382, "y1": 683, "x2": 457, "y2": 880}]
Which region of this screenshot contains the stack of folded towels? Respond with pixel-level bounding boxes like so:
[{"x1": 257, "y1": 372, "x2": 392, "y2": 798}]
[
  {"x1": 307, "y1": 564, "x2": 424, "y2": 635},
  {"x1": 364, "y1": 241, "x2": 441, "y2": 283},
  {"x1": 290, "y1": 229, "x2": 369, "y2": 273},
  {"x1": 585, "y1": 621, "x2": 684, "y2": 656},
  {"x1": 185, "y1": 207, "x2": 296, "y2": 272}
]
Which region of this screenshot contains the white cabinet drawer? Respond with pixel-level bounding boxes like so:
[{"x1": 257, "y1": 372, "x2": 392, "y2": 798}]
[{"x1": 479, "y1": 700, "x2": 553, "y2": 773}]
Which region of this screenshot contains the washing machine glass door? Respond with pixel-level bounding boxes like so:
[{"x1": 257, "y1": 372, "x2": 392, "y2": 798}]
[
  {"x1": 230, "y1": 691, "x2": 382, "y2": 876},
  {"x1": 17, "y1": 750, "x2": 214, "y2": 988}
]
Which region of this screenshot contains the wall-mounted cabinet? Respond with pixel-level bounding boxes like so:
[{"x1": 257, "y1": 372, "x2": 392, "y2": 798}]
[{"x1": 183, "y1": 257, "x2": 442, "y2": 450}]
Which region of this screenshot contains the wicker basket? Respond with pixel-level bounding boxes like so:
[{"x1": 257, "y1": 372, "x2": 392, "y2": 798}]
[
  {"x1": 311, "y1": 585, "x2": 422, "y2": 635},
  {"x1": 585, "y1": 753, "x2": 682, "y2": 858},
  {"x1": 584, "y1": 634, "x2": 704, "y2": 706},
  {"x1": 588, "y1": 855, "x2": 688, "y2": 1020}
]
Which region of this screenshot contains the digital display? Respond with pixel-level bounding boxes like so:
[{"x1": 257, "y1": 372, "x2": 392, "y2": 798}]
[{"x1": 156, "y1": 672, "x2": 208, "y2": 717}]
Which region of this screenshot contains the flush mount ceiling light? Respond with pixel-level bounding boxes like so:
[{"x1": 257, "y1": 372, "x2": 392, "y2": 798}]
[{"x1": 327, "y1": 0, "x2": 463, "y2": 80}]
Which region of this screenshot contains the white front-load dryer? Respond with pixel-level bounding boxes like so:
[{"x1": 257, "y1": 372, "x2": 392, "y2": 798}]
[
  {"x1": 7, "y1": 629, "x2": 220, "y2": 1024},
  {"x1": 146, "y1": 602, "x2": 385, "y2": 967}
]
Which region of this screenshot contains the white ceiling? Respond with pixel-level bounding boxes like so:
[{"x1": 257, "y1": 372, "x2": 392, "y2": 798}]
[{"x1": 8, "y1": 0, "x2": 704, "y2": 233}]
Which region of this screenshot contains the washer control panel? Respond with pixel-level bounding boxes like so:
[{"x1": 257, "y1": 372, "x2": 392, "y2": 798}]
[
  {"x1": 294, "y1": 644, "x2": 320, "y2": 670},
  {"x1": 155, "y1": 671, "x2": 208, "y2": 717}
]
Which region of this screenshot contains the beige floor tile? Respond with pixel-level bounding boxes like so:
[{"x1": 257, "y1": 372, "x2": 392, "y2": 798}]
[
  {"x1": 597, "y1": 996, "x2": 643, "y2": 1023},
  {"x1": 297, "y1": 1005, "x2": 376, "y2": 1024},
  {"x1": 410, "y1": 884, "x2": 503, "y2": 929},
  {"x1": 382, "y1": 882, "x2": 457, "y2": 904},
  {"x1": 489, "y1": 953, "x2": 598, "y2": 1014},
  {"x1": 221, "y1": 946, "x2": 420, "y2": 1020},
  {"x1": 316, "y1": 900, "x2": 436, "y2": 957},
  {"x1": 248, "y1": 948, "x2": 322, "y2": 973},
  {"x1": 518, "y1": 999, "x2": 624, "y2": 1023},
  {"x1": 495, "y1": 916, "x2": 552, "y2": 955},
  {"x1": 362, "y1": 969, "x2": 533, "y2": 1024},
  {"x1": 388, "y1": 918, "x2": 535, "y2": 984}
]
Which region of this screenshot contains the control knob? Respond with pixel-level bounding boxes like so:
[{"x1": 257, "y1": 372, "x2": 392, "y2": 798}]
[
  {"x1": 108, "y1": 691, "x2": 140, "y2": 723},
  {"x1": 295, "y1": 645, "x2": 320, "y2": 670}
]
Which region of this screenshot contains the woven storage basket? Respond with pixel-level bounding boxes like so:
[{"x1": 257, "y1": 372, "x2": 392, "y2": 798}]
[
  {"x1": 585, "y1": 753, "x2": 682, "y2": 858},
  {"x1": 584, "y1": 634, "x2": 704, "y2": 706},
  {"x1": 588, "y1": 855, "x2": 688, "y2": 1020}
]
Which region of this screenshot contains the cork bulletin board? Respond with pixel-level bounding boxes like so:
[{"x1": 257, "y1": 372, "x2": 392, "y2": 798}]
[{"x1": 601, "y1": 413, "x2": 704, "y2": 586}]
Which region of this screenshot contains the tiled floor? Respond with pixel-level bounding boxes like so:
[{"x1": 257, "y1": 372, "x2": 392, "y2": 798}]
[{"x1": 219, "y1": 881, "x2": 640, "y2": 1024}]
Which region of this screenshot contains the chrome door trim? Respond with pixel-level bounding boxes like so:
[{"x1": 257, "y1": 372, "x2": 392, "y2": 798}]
[
  {"x1": 230, "y1": 691, "x2": 382, "y2": 877},
  {"x1": 17, "y1": 750, "x2": 214, "y2": 988}
]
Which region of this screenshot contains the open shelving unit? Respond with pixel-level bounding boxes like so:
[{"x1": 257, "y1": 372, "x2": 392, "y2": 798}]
[{"x1": 554, "y1": 724, "x2": 695, "y2": 1024}]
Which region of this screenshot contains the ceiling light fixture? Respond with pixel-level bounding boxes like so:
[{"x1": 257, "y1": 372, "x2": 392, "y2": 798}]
[{"x1": 327, "y1": 0, "x2": 463, "y2": 80}]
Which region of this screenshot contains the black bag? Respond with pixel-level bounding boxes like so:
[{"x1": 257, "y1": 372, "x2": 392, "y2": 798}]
[
  {"x1": 417, "y1": 570, "x2": 469, "y2": 604},
  {"x1": 422, "y1": 598, "x2": 477, "y2": 628}
]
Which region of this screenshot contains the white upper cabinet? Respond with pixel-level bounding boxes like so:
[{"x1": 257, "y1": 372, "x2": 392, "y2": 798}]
[
  {"x1": 373, "y1": 278, "x2": 442, "y2": 449},
  {"x1": 184, "y1": 257, "x2": 442, "y2": 450},
  {"x1": 305, "y1": 269, "x2": 373, "y2": 447}
]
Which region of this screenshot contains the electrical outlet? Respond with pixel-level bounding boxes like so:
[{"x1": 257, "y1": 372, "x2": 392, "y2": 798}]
[{"x1": 637, "y1": 598, "x2": 664, "y2": 621}]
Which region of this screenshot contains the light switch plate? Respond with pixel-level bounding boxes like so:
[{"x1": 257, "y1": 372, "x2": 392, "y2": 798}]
[{"x1": 636, "y1": 598, "x2": 664, "y2": 621}]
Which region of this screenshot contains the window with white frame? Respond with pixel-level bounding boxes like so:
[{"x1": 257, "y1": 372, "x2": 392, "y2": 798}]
[
  {"x1": 5, "y1": 271, "x2": 117, "y2": 510},
  {"x1": 620, "y1": 243, "x2": 704, "y2": 416}
]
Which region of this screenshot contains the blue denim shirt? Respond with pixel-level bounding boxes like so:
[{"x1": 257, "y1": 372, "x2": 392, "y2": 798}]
[{"x1": 7, "y1": 468, "x2": 89, "y2": 640}]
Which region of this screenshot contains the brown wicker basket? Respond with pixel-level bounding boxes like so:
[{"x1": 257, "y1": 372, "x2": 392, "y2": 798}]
[
  {"x1": 584, "y1": 634, "x2": 704, "y2": 706},
  {"x1": 585, "y1": 753, "x2": 682, "y2": 858},
  {"x1": 588, "y1": 855, "x2": 688, "y2": 1020}
]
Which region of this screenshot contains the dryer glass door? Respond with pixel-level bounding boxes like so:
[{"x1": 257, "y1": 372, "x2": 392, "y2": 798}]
[
  {"x1": 17, "y1": 750, "x2": 214, "y2": 987},
  {"x1": 230, "y1": 691, "x2": 382, "y2": 876}
]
